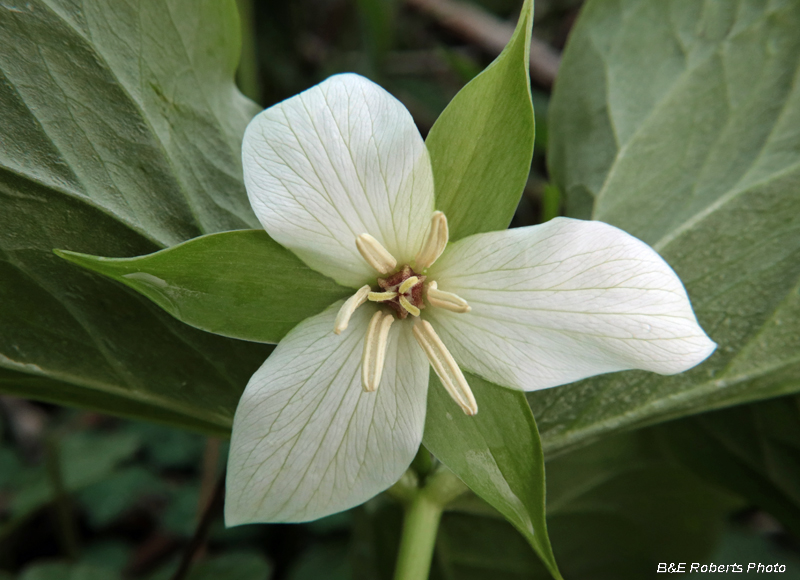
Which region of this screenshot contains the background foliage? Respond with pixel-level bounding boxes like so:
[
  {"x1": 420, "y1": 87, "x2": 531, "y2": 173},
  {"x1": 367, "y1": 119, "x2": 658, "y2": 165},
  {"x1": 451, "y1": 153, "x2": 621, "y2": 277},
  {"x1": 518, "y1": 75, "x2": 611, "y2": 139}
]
[{"x1": 2, "y1": 0, "x2": 800, "y2": 578}]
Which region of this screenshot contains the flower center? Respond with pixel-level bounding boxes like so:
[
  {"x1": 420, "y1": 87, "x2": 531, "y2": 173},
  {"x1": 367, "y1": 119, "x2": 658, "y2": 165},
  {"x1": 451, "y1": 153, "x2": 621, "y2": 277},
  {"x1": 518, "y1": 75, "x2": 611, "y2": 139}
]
[
  {"x1": 368, "y1": 265, "x2": 426, "y2": 318},
  {"x1": 331, "y1": 211, "x2": 478, "y2": 415}
]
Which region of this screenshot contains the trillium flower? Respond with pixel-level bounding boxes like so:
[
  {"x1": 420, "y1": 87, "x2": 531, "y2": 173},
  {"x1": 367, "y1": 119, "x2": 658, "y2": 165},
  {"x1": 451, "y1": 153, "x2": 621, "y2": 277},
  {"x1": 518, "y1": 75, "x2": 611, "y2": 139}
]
[{"x1": 225, "y1": 73, "x2": 716, "y2": 525}]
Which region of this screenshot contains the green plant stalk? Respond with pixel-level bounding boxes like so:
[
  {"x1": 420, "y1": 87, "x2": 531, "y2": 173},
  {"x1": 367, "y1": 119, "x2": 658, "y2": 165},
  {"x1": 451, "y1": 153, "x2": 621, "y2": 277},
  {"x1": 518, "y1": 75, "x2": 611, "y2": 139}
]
[
  {"x1": 393, "y1": 467, "x2": 468, "y2": 580},
  {"x1": 393, "y1": 492, "x2": 443, "y2": 580}
]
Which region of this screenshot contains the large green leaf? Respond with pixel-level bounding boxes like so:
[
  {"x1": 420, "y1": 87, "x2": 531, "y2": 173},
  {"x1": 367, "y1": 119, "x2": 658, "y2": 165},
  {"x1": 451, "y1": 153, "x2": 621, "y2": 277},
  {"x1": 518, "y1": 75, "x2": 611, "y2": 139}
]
[
  {"x1": 423, "y1": 373, "x2": 561, "y2": 580},
  {"x1": 425, "y1": 0, "x2": 534, "y2": 242},
  {"x1": 57, "y1": 231, "x2": 351, "y2": 344},
  {"x1": 657, "y1": 393, "x2": 800, "y2": 539},
  {"x1": 438, "y1": 431, "x2": 738, "y2": 580},
  {"x1": 0, "y1": 0, "x2": 271, "y2": 432},
  {"x1": 540, "y1": 0, "x2": 800, "y2": 453}
]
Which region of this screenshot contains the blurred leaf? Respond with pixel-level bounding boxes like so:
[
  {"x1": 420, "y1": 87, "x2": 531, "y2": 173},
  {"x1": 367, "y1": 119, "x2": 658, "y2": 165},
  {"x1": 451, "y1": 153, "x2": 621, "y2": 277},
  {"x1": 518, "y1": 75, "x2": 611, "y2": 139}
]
[
  {"x1": 0, "y1": 0, "x2": 270, "y2": 433},
  {"x1": 162, "y1": 483, "x2": 201, "y2": 537},
  {"x1": 687, "y1": 527, "x2": 800, "y2": 579},
  {"x1": 187, "y1": 552, "x2": 271, "y2": 580},
  {"x1": 423, "y1": 373, "x2": 561, "y2": 580},
  {"x1": 148, "y1": 552, "x2": 271, "y2": 580},
  {"x1": 531, "y1": 90, "x2": 549, "y2": 155},
  {"x1": 541, "y1": 0, "x2": 800, "y2": 452},
  {"x1": 77, "y1": 467, "x2": 166, "y2": 528},
  {"x1": 657, "y1": 394, "x2": 800, "y2": 538},
  {"x1": 287, "y1": 544, "x2": 351, "y2": 580},
  {"x1": 0, "y1": 446, "x2": 25, "y2": 489},
  {"x1": 356, "y1": 0, "x2": 396, "y2": 70},
  {"x1": 10, "y1": 432, "x2": 139, "y2": 518},
  {"x1": 439, "y1": 431, "x2": 739, "y2": 580},
  {"x1": 437, "y1": 513, "x2": 543, "y2": 580},
  {"x1": 19, "y1": 562, "x2": 120, "y2": 580},
  {"x1": 79, "y1": 541, "x2": 132, "y2": 574},
  {"x1": 307, "y1": 511, "x2": 354, "y2": 535},
  {"x1": 58, "y1": 231, "x2": 350, "y2": 345},
  {"x1": 124, "y1": 422, "x2": 206, "y2": 470},
  {"x1": 350, "y1": 502, "x2": 404, "y2": 580},
  {"x1": 426, "y1": 0, "x2": 534, "y2": 241}
]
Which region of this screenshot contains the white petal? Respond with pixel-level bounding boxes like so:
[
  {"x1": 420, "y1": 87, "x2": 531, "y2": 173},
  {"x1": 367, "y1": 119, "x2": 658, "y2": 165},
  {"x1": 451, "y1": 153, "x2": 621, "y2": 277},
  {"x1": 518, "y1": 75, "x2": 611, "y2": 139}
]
[
  {"x1": 243, "y1": 73, "x2": 435, "y2": 288},
  {"x1": 225, "y1": 303, "x2": 429, "y2": 524},
  {"x1": 427, "y1": 218, "x2": 716, "y2": 391}
]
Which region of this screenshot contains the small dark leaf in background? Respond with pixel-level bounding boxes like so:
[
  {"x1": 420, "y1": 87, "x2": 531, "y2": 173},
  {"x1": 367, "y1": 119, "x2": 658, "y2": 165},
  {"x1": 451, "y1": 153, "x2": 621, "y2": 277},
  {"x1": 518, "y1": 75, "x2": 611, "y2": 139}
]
[{"x1": 657, "y1": 393, "x2": 800, "y2": 539}]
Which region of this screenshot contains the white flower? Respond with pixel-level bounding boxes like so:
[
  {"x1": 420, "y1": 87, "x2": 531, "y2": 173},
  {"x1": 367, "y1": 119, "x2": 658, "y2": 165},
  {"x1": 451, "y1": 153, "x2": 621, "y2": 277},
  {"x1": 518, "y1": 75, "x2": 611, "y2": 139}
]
[{"x1": 224, "y1": 73, "x2": 716, "y2": 525}]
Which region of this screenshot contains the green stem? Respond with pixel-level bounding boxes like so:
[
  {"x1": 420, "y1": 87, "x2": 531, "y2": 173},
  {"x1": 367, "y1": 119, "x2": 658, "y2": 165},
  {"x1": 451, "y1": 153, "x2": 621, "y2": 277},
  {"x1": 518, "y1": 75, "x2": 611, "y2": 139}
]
[
  {"x1": 392, "y1": 468, "x2": 468, "y2": 580},
  {"x1": 393, "y1": 492, "x2": 443, "y2": 580}
]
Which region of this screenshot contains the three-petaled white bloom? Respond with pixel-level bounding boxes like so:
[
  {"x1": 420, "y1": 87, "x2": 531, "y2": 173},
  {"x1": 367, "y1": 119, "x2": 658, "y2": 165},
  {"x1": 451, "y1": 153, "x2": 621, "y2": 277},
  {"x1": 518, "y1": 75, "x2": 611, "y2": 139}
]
[{"x1": 225, "y1": 73, "x2": 716, "y2": 525}]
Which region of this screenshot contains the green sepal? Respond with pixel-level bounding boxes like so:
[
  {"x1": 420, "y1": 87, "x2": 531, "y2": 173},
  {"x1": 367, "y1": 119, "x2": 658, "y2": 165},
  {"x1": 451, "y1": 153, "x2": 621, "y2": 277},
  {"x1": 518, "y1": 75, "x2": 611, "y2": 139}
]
[
  {"x1": 426, "y1": 0, "x2": 535, "y2": 242},
  {"x1": 56, "y1": 230, "x2": 352, "y2": 345},
  {"x1": 423, "y1": 371, "x2": 562, "y2": 580}
]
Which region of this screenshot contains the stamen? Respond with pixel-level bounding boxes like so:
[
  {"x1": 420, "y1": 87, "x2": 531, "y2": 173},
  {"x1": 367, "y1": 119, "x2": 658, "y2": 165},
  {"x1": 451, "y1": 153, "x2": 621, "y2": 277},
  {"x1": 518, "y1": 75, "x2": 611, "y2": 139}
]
[
  {"x1": 356, "y1": 234, "x2": 397, "y2": 275},
  {"x1": 398, "y1": 276, "x2": 420, "y2": 295},
  {"x1": 415, "y1": 211, "x2": 448, "y2": 271},
  {"x1": 426, "y1": 281, "x2": 471, "y2": 313},
  {"x1": 361, "y1": 311, "x2": 395, "y2": 392},
  {"x1": 412, "y1": 320, "x2": 477, "y2": 416},
  {"x1": 399, "y1": 296, "x2": 420, "y2": 317},
  {"x1": 368, "y1": 291, "x2": 397, "y2": 302},
  {"x1": 334, "y1": 285, "x2": 371, "y2": 334}
]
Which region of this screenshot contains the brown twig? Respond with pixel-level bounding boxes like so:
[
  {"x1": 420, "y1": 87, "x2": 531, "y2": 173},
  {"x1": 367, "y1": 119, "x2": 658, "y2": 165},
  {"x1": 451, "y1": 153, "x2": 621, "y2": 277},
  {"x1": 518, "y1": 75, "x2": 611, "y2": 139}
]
[
  {"x1": 170, "y1": 473, "x2": 226, "y2": 580},
  {"x1": 405, "y1": 0, "x2": 561, "y2": 88}
]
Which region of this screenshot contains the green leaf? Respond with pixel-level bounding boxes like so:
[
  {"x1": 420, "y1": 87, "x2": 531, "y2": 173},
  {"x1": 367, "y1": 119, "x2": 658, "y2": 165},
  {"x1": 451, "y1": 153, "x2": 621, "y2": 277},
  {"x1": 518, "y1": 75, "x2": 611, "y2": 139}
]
[
  {"x1": 10, "y1": 432, "x2": 140, "y2": 516},
  {"x1": 57, "y1": 231, "x2": 351, "y2": 344},
  {"x1": 540, "y1": 0, "x2": 800, "y2": 453},
  {"x1": 147, "y1": 552, "x2": 272, "y2": 580},
  {"x1": 438, "y1": 431, "x2": 738, "y2": 580},
  {"x1": 77, "y1": 466, "x2": 167, "y2": 528},
  {"x1": 657, "y1": 393, "x2": 800, "y2": 539},
  {"x1": 423, "y1": 373, "x2": 561, "y2": 580},
  {"x1": 19, "y1": 563, "x2": 120, "y2": 580},
  {"x1": 287, "y1": 544, "x2": 352, "y2": 580},
  {"x1": 0, "y1": 0, "x2": 272, "y2": 431},
  {"x1": 688, "y1": 526, "x2": 800, "y2": 578},
  {"x1": 1, "y1": 431, "x2": 141, "y2": 541},
  {"x1": 426, "y1": 0, "x2": 534, "y2": 242},
  {"x1": 187, "y1": 552, "x2": 272, "y2": 580}
]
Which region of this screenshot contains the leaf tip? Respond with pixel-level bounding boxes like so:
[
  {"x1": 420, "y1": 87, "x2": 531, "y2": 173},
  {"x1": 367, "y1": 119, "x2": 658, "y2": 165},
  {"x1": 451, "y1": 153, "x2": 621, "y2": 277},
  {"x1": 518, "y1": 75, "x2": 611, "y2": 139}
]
[{"x1": 53, "y1": 248, "x2": 112, "y2": 276}]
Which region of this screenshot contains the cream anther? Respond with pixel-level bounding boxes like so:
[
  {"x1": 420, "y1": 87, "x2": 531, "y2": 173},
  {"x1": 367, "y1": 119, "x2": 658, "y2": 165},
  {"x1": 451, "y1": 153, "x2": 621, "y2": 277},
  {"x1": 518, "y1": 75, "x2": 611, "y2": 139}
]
[
  {"x1": 412, "y1": 320, "x2": 477, "y2": 415},
  {"x1": 369, "y1": 291, "x2": 397, "y2": 302},
  {"x1": 361, "y1": 311, "x2": 394, "y2": 392},
  {"x1": 426, "y1": 281, "x2": 471, "y2": 313},
  {"x1": 333, "y1": 285, "x2": 371, "y2": 334},
  {"x1": 415, "y1": 212, "x2": 448, "y2": 271},
  {"x1": 398, "y1": 276, "x2": 420, "y2": 295},
  {"x1": 399, "y1": 295, "x2": 420, "y2": 317},
  {"x1": 356, "y1": 234, "x2": 397, "y2": 275}
]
